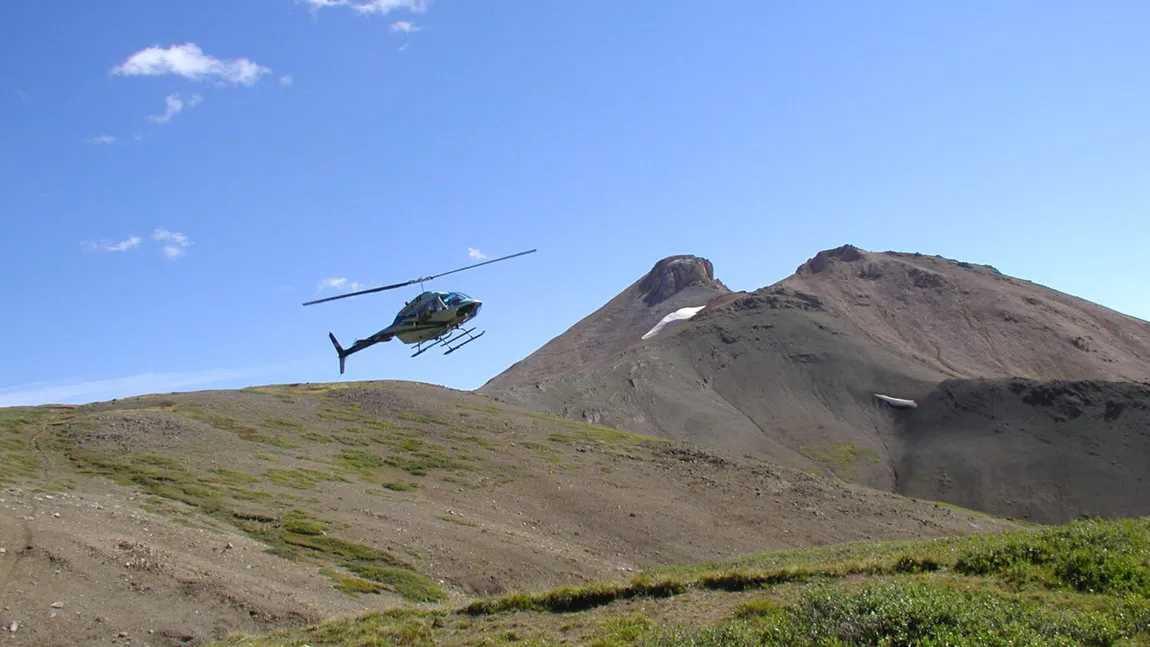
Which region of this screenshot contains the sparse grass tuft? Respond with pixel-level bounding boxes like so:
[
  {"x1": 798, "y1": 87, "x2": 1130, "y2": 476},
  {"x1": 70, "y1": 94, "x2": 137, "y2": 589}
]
[
  {"x1": 0, "y1": 407, "x2": 45, "y2": 481},
  {"x1": 265, "y1": 468, "x2": 346, "y2": 489},
  {"x1": 532, "y1": 412, "x2": 670, "y2": 447},
  {"x1": 397, "y1": 412, "x2": 449, "y2": 426},
  {"x1": 803, "y1": 440, "x2": 880, "y2": 478}
]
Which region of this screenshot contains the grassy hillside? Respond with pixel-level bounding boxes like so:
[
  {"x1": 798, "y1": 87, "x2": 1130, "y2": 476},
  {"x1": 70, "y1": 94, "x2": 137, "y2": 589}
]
[
  {"x1": 213, "y1": 516, "x2": 1150, "y2": 646},
  {"x1": 0, "y1": 380, "x2": 1014, "y2": 646}
]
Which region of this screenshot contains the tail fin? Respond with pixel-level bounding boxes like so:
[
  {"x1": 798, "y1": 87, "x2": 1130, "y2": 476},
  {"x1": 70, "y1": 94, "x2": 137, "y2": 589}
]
[{"x1": 329, "y1": 332, "x2": 347, "y2": 375}]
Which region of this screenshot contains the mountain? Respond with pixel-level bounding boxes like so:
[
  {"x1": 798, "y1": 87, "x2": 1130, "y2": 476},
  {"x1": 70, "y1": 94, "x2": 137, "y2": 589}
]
[
  {"x1": 0, "y1": 381, "x2": 1014, "y2": 647},
  {"x1": 478, "y1": 245, "x2": 1150, "y2": 524}
]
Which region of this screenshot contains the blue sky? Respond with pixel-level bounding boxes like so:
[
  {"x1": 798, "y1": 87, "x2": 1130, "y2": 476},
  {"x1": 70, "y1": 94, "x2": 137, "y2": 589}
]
[{"x1": 2, "y1": 1, "x2": 1148, "y2": 406}]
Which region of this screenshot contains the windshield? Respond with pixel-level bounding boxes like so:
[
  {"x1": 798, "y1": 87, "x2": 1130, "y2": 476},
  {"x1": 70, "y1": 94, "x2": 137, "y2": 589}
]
[{"x1": 443, "y1": 292, "x2": 470, "y2": 306}]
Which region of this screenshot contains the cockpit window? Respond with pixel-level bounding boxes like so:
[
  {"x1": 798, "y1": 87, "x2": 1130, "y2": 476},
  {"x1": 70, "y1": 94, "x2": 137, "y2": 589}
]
[{"x1": 443, "y1": 292, "x2": 469, "y2": 306}]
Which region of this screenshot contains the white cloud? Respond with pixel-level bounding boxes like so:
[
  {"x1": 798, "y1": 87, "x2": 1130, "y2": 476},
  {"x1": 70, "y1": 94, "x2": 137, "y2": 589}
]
[
  {"x1": 0, "y1": 364, "x2": 295, "y2": 407},
  {"x1": 356, "y1": 0, "x2": 429, "y2": 15},
  {"x1": 153, "y1": 228, "x2": 193, "y2": 259},
  {"x1": 299, "y1": 0, "x2": 429, "y2": 16},
  {"x1": 147, "y1": 93, "x2": 201, "y2": 124},
  {"x1": 280, "y1": 74, "x2": 294, "y2": 87},
  {"x1": 468, "y1": 247, "x2": 487, "y2": 260},
  {"x1": 82, "y1": 236, "x2": 141, "y2": 253},
  {"x1": 317, "y1": 277, "x2": 367, "y2": 292},
  {"x1": 87, "y1": 135, "x2": 116, "y2": 145},
  {"x1": 390, "y1": 20, "x2": 421, "y2": 32},
  {"x1": 110, "y1": 43, "x2": 271, "y2": 87}
]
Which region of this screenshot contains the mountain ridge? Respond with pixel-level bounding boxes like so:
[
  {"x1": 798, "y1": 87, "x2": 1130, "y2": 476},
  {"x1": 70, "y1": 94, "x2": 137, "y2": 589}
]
[{"x1": 478, "y1": 244, "x2": 1150, "y2": 524}]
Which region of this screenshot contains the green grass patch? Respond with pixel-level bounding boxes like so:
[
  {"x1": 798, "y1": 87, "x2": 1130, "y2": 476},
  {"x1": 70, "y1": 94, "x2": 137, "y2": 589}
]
[
  {"x1": 465, "y1": 579, "x2": 686, "y2": 615},
  {"x1": 207, "y1": 468, "x2": 259, "y2": 485},
  {"x1": 337, "y1": 448, "x2": 387, "y2": 472},
  {"x1": 0, "y1": 407, "x2": 45, "y2": 481},
  {"x1": 262, "y1": 417, "x2": 305, "y2": 431},
  {"x1": 953, "y1": 517, "x2": 1150, "y2": 596},
  {"x1": 382, "y1": 481, "x2": 418, "y2": 491},
  {"x1": 282, "y1": 510, "x2": 327, "y2": 536},
  {"x1": 203, "y1": 518, "x2": 1150, "y2": 647},
  {"x1": 302, "y1": 432, "x2": 333, "y2": 443},
  {"x1": 71, "y1": 450, "x2": 227, "y2": 512},
  {"x1": 331, "y1": 575, "x2": 391, "y2": 596},
  {"x1": 344, "y1": 563, "x2": 447, "y2": 602},
  {"x1": 334, "y1": 434, "x2": 372, "y2": 446}
]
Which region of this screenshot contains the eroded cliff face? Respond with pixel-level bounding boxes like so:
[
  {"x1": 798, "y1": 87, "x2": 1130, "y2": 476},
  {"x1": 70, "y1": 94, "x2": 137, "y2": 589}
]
[{"x1": 638, "y1": 255, "x2": 727, "y2": 307}]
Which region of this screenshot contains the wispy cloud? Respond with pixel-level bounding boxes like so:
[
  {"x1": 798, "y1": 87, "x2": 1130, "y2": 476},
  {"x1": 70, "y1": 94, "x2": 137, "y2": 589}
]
[
  {"x1": 87, "y1": 134, "x2": 116, "y2": 145},
  {"x1": 111, "y1": 43, "x2": 271, "y2": 87},
  {"x1": 317, "y1": 277, "x2": 368, "y2": 292},
  {"x1": 356, "y1": 0, "x2": 429, "y2": 14},
  {"x1": 279, "y1": 74, "x2": 294, "y2": 88},
  {"x1": 82, "y1": 236, "x2": 142, "y2": 253},
  {"x1": 390, "y1": 20, "x2": 421, "y2": 32},
  {"x1": 468, "y1": 247, "x2": 487, "y2": 260},
  {"x1": 147, "y1": 93, "x2": 201, "y2": 124},
  {"x1": 299, "y1": 0, "x2": 429, "y2": 17},
  {"x1": 0, "y1": 364, "x2": 294, "y2": 407},
  {"x1": 153, "y1": 228, "x2": 193, "y2": 259}
]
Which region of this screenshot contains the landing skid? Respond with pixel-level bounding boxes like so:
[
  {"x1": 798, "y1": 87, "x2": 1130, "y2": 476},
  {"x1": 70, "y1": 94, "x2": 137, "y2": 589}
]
[{"x1": 411, "y1": 327, "x2": 486, "y2": 357}]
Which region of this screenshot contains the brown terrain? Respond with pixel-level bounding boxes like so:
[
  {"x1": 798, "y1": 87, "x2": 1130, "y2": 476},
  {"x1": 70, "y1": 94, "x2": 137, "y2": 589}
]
[
  {"x1": 479, "y1": 245, "x2": 1150, "y2": 525},
  {"x1": 4, "y1": 242, "x2": 1148, "y2": 646},
  {"x1": 0, "y1": 380, "x2": 1016, "y2": 647}
]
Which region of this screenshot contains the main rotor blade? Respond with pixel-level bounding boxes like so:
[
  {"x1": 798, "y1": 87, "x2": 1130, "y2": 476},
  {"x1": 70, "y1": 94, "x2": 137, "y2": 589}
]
[
  {"x1": 426, "y1": 248, "x2": 538, "y2": 282},
  {"x1": 301, "y1": 248, "x2": 536, "y2": 307},
  {"x1": 301, "y1": 277, "x2": 425, "y2": 306}
]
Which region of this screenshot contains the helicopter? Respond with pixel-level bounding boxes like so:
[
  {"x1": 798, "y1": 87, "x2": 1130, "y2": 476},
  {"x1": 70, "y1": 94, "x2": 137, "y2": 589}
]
[{"x1": 302, "y1": 249, "x2": 537, "y2": 375}]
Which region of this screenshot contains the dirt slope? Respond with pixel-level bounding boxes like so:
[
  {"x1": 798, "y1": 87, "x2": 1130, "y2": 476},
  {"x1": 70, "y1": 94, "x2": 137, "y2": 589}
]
[
  {"x1": 0, "y1": 381, "x2": 1013, "y2": 647},
  {"x1": 895, "y1": 378, "x2": 1150, "y2": 524},
  {"x1": 478, "y1": 245, "x2": 1150, "y2": 523}
]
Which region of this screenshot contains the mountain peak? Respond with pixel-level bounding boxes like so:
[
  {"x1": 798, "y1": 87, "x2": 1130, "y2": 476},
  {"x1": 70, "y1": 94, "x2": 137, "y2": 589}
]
[
  {"x1": 795, "y1": 244, "x2": 866, "y2": 275},
  {"x1": 638, "y1": 255, "x2": 726, "y2": 307}
]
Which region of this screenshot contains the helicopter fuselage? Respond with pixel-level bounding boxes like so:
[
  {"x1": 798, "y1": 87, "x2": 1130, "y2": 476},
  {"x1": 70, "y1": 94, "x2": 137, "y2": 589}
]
[{"x1": 386, "y1": 290, "x2": 483, "y2": 344}]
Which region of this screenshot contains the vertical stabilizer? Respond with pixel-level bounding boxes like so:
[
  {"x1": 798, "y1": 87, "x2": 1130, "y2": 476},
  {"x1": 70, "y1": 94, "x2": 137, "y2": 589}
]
[{"x1": 329, "y1": 332, "x2": 347, "y2": 375}]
